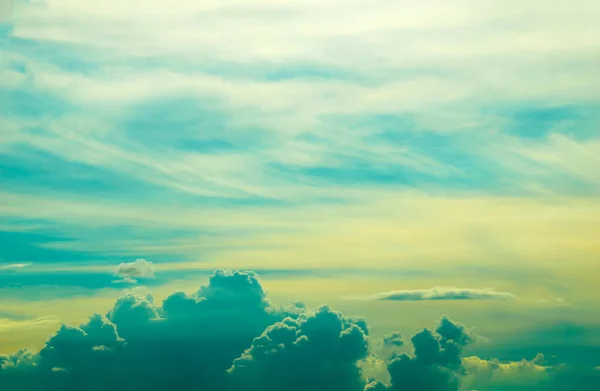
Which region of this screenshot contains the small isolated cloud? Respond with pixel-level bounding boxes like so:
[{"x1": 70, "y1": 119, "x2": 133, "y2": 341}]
[
  {"x1": 371, "y1": 288, "x2": 516, "y2": 301},
  {"x1": 113, "y1": 259, "x2": 155, "y2": 283},
  {"x1": 383, "y1": 332, "x2": 404, "y2": 347}
]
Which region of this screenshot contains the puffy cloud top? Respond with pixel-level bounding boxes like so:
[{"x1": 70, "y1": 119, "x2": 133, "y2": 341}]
[
  {"x1": 229, "y1": 305, "x2": 369, "y2": 391},
  {"x1": 383, "y1": 317, "x2": 473, "y2": 391}
]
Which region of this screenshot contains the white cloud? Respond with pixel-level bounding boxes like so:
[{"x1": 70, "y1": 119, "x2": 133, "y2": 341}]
[
  {"x1": 114, "y1": 259, "x2": 156, "y2": 283},
  {"x1": 0, "y1": 264, "x2": 31, "y2": 270},
  {"x1": 2, "y1": 0, "x2": 599, "y2": 207},
  {"x1": 0, "y1": 0, "x2": 13, "y2": 22},
  {"x1": 1, "y1": 0, "x2": 600, "y2": 283},
  {"x1": 6, "y1": 0, "x2": 600, "y2": 112},
  {"x1": 112, "y1": 277, "x2": 138, "y2": 285}
]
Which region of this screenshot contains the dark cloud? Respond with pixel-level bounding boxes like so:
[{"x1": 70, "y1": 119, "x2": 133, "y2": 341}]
[
  {"x1": 38, "y1": 315, "x2": 125, "y2": 391},
  {"x1": 383, "y1": 332, "x2": 404, "y2": 347},
  {"x1": 372, "y1": 288, "x2": 516, "y2": 301},
  {"x1": 0, "y1": 269, "x2": 290, "y2": 391},
  {"x1": 380, "y1": 317, "x2": 473, "y2": 391},
  {"x1": 0, "y1": 269, "x2": 595, "y2": 391},
  {"x1": 229, "y1": 305, "x2": 369, "y2": 391},
  {"x1": 0, "y1": 349, "x2": 40, "y2": 390},
  {"x1": 106, "y1": 269, "x2": 294, "y2": 391},
  {"x1": 436, "y1": 316, "x2": 473, "y2": 346}
]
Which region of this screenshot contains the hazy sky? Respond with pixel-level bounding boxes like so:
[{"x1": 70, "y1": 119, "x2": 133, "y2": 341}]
[{"x1": 1, "y1": 1, "x2": 600, "y2": 390}]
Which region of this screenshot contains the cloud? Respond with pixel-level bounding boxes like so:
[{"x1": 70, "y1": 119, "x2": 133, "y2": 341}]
[
  {"x1": 105, "y1": 269, "x2": 303, "y2": 391},
  {"x1": 382, "y1": 317, "x2": 473, "y2": 391},
  {"x1": 113, "y1": 259, "x2": 156, "y2": 283},
  {"x1": 0, "y1": 269, "x2": 292, "y2": 391},
  {"x1": 461, "y1": 354, "x2": 553, "y2": 390},
  {"x1": 111, "y1": 276, "x2": 137, "y2": 284},
  {"x1": 0, "y1": 0, "x2": 13, "y2": 23},
  {"x1": 0, "y1": 264, "x2": 30, "y2": 270},
  {"x1": 1, "y1": 0, "x2": 600, "y2": 292},
  {"x1": 372, "y1": 288, "x2": 516, "y2": 301},
  {"x1": 0, "y1": 349, "x2": 39, "y2": 390},
  {"x1": 1, "y1": 269, "x2": 599, "y2": 391},
  {"x1": 365, "y1": 380, "x2": 388, "y2": 391},
  {"x1": 436, "y1": 316, "x2": 473, "y2": 346},
  {"x1": 228, "y1": 305, "x2": 369, "y2": 391},
  {"x1": 383, "y1": 332, "x2": 404, "y2": 347}
]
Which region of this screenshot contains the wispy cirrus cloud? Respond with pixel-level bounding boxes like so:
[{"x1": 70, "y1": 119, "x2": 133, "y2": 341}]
[
  {"x1": 0, "y1": 263, "x2": 30, "y2": 270},
  {"x1": 0, "y1": 316, "x2": 59, "y2": 333},
  {"x1": 0, "y1": 0, "x2": 599, "y2": 305}
]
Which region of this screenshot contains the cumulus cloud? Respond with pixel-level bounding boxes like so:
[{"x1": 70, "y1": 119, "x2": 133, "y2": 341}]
[
  {"x1": 372, "y1": 288, "x2": 516, "y2": 301},
  {"x1": 372, "y1": 316, "x2": 474, "y2": 391},
  {"x1": 229, "y1": 305, "x2": 369, "y2": 391},
  {"x1": 456, "y1": 353, "x2": 600, "y2": 391},
  {"x1": 113, "y1": 259, "x2": 156, "y2": 283},
  {"x1": 0, "y1": 349, "x2": 39, "y2": 390},
  {"x1": 461, "y1": 354, "x2": 551, "y2": 390},
  {"x1": 1, "y1": 269, "x2": 291, "y2": 391},
  {"x1": 0, "y1": 269, "x2": 594, "y2": 391}
]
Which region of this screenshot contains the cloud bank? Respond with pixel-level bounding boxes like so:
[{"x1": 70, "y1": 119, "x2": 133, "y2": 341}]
[
  {"x1": 0, "y1": 269, "x2": 595, "y2": 391},
  {"x1": 372, "y1": 288, "x2": 516, "y2": 301}
]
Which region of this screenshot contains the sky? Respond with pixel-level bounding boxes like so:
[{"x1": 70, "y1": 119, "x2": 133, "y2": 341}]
[{"x1": 1, "y1": 0, "x2": 600, "y2": 390}]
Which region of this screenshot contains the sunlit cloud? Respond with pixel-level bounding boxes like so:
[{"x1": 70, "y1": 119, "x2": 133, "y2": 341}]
[{"x1": 113, "y1": 259, "x2": 156, "y2": 284}]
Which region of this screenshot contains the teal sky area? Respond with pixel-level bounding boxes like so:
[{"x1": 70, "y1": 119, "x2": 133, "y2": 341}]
[{"x1": 1, "y1": 1, "x2": 600, "y2": 390}]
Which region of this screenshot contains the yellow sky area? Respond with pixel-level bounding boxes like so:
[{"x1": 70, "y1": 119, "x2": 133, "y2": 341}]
[
  {"x1": 147, "y1": 194, "x2": 600, "y2": 285},
  {"x1": 0, "y1": 294, "x2": 117, "y2": 354},
  {"x1": 6, "y1": 192, "x2": 600, "y2": 276}
]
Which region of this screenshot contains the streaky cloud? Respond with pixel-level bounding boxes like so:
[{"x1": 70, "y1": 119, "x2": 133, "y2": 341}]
[
  {"x1": 0, "y1": 316, "x2": 59, "y2": 333},
  {"x1": 371, "y1": 287, "x2": 516, "y2": 301},
  {"x1": 0, "y1": 264, "x2": 30, "y2": 270}
]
